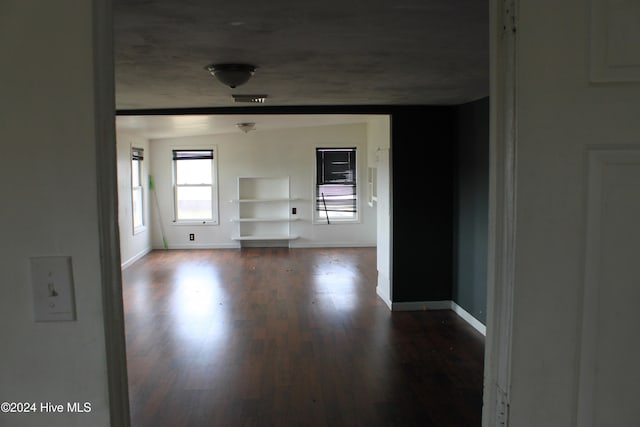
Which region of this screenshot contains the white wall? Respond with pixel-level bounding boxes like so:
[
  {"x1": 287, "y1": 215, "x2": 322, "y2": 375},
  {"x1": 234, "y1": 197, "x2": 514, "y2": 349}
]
[
  {"x1": 367, "y1": 117, "x2": 393, "y2": 308},
  {"x1": 367, "y1": 115, "x2": 390, "y2": 166},
  {"x1": 0, "y1": 1, "x2": 111, "y2": 426},
  {"x1": 117, "y1": 131, "x2": 152, "y2": 267},
  {"x1": 148, "y1": 123, "x2": 376, "y2": 249}
]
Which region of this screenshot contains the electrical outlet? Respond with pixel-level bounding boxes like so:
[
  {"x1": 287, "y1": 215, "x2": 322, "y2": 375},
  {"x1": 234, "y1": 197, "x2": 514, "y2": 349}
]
[
  {"x1": 292, "y1": 207, "x2": 297, "y2": 215},
  {"x1": 189, "y1": 233, "x2": 195, "y2": 241}
]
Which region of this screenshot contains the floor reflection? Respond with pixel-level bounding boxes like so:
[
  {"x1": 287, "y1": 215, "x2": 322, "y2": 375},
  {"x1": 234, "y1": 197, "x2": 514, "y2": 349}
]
[
  {"x1": 170, "y1": 263, "x2": 228, "y2": 343},
  {"x1": 312, "y1": 251, "x2": 363, "y2": 313}
]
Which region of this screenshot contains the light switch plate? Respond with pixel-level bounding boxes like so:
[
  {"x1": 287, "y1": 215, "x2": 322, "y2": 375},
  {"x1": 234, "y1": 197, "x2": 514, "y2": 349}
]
[{"x1": 30, "y1": 256, "x2": 76, "y2": 322}]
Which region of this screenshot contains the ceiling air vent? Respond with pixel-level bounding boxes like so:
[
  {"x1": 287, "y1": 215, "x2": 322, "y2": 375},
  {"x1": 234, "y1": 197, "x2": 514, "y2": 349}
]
[{"x1": 232, "y1": 94, "x2": 268, "y2": 104}]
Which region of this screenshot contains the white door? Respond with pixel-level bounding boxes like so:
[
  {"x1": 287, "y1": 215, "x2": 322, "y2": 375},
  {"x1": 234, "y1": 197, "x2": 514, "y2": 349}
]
[{"x1": 486, "y1": 0, "x2": 640, "y2": 426}]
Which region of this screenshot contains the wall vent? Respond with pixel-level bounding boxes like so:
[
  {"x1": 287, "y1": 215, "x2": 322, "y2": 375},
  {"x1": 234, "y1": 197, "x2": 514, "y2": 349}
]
[{"x1": 232, "y1": 94, "x2": 268, "y2": 104}]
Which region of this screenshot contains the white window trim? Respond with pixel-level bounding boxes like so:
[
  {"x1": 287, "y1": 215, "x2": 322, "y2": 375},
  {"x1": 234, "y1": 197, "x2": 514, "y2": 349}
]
[
  {"x1": 171, "y1": 145, "x2": 219, "y2": 226},
  {"x1": 313, "y1": 147, "x2": 360, "y2": 225},
  {"x1": 131, "y1": 146, "x2": 146, "y2": 235}
]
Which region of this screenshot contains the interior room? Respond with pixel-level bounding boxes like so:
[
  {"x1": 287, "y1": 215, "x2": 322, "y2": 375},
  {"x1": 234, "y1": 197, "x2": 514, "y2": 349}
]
[
  {"x1": 115, "y1": 114, "x2": 386, "y2": 258},
  {"x1": 114, "y1": 99, "x2": 490, "y2": 425},
  {"x1": 3, "y1": 0, "x2": 494, "y2": 425},
  {"x1": 7, "y1": 0, "x2": 637, "y2": 426}
]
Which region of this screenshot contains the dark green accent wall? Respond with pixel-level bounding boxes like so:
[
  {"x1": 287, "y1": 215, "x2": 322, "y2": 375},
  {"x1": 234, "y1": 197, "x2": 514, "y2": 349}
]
[
  {"x1": 453, "y1": 97, "x2": 489, "y2": 323},
  {"x1": 391, "y1": 107, "x2": 456, "y2": 302},
  {"x1": 389, "y1": 101, "x2": 488, "y2": 323}
]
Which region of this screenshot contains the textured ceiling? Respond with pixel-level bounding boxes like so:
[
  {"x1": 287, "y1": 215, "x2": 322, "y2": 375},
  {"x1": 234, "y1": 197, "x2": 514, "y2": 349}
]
[{"x1": 114, "y1": 0, "x2": 488, "y2": 110}]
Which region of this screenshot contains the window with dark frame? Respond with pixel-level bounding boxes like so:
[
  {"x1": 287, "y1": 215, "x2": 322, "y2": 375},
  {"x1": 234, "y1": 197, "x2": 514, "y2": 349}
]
[
  {"x1": 131, "y1": 147, "x2": 144, "y2": 232},
  {"x1": 316, "y1": 147, "x2": 357, "y2": 223}
]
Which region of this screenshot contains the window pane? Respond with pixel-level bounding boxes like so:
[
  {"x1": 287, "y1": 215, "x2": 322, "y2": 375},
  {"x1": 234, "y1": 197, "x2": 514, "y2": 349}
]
[
  {"x1": 315, "y1": 148, "x2": 357, "y2": 222},
  {"x1": 317, "y1": 148, "x2": 356, "y2": 184},
  {"x1": 320, "y1": 152, "x2": 354, "y2": 183},
  {"x1": 132, "y1": 187, "x2": 143, "y2": 228},
  {"x1": 326, "y1": 211, "x2": 356, "y2": 220},
  {"x1": 176, "y1": 159, "x2": 212, "y2": 184},
  {"x1": 132, "y1": 147, "x2": 144, "y2": 160},
  {"x1": 317, "y1": 184, "x2": 357, "y2": 221},
  {"x1": 176, "y1": 186, "x2": 212, "y2": 220},
  {"x1": 131, "y1": 159, "x2": 141, "y2": 187},
  {"x1": 173, "y1": 150, "x2": 212, "y2": 160}
]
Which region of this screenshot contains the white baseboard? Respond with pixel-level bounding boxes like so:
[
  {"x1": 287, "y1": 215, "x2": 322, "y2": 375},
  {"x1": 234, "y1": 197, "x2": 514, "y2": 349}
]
[
  {"x1": 290, "y1": 242, "x2": 376, "y2": 248},
  {"x1": 121, "y1": 247, "x2": 152, "y2": 269},
  {"x1": 376, "y1": 286, "x2": 392, "y2": 310},
  {"x1": 155, "y1": 242, "x2": 375, "y2": 250},
  {"x1": 161, "y1": 243, "x2": 239, "y2": 250},
  {"x1": 391, "y1": 300, "x2": 486, "y2": 336},
  {"x1": 451, "y1": 301, "x2": 486, "y2": 336}
]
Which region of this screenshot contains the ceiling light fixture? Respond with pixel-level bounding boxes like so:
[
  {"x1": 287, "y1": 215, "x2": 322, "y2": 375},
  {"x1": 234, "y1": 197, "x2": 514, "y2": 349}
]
[
  {"x1": 206, "y1": 63, "x2": 256, "y2": 88},
  {"x1": 236, "y1": 122, "x2": 256, "y2": 133}
]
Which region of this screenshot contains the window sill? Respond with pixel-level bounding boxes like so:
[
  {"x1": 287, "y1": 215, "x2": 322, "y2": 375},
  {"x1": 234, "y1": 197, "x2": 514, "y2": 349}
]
[
  {"x1": 313, "y1": 219, "x2": 360, "y2": 225},
  {"x1": 133, "y1": 225, "x2": 147, "y2": 235},
  {"x1": 171, "y1": 220, "x2": 218, "y2": 226}
]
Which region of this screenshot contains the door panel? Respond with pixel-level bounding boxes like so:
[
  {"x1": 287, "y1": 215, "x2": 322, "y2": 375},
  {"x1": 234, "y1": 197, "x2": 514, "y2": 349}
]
[{"x1": 578, "y1": 150, "x2": 640, "y2": 426}]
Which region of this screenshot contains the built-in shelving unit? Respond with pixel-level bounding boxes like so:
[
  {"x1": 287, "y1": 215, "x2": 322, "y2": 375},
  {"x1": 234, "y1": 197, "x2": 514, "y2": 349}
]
[{"x1": 231, "y1": 177, "x2": 298, "y2": 245}]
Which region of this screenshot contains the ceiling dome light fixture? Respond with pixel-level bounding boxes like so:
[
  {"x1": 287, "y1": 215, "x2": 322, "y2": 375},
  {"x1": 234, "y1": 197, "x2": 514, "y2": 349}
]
[
  {"x1": 206, "y1": 63, "x2": 256, "y2": 88},
  {"x1": 236, "y1": 122, "x2": 256, "y2": 133}
]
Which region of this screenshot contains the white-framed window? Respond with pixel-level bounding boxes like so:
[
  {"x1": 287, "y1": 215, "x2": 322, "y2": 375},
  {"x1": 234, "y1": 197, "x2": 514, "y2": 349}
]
[
  {"x1": 172, "y1": 148, "x2": 218, "y2": 224},
  {"x1": 131, "y1": 147, "x2": 145, "y2": 233},
  {"x1": 315, "y1": 147, "x2": 358, "y2": 223}
]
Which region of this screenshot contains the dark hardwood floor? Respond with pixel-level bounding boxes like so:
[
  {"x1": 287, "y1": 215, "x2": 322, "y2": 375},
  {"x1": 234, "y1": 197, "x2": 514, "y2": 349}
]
[{"x1": 122, "y1": 248, "x2": 484, "y2": 426}]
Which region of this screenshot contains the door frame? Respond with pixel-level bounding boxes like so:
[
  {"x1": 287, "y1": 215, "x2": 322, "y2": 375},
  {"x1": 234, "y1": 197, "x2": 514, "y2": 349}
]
[
  {"x1": 94, "y1": 0, "x2": 131, "y2": 425},
  {"x1": 482, "y1": 0, "x2": 517, "y2": 426},
  {"x1": 95, "y1": 1, "x2": 510, "y2": 426}
]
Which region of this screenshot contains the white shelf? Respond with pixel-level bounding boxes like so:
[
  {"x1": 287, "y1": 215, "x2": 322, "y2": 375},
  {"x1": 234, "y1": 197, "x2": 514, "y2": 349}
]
[
  {"x1": 236, "y1": 198, "x2": 297, "y2": 203},
  {"x1": 232, "y1": 217, "x2": 299, "y2": 223},
  {"x1": 234, "y1": 177, "x2": 297, "y2": 246},
  {"x1": 232, "y1": 234, "x2": 299, "y2": 241}
]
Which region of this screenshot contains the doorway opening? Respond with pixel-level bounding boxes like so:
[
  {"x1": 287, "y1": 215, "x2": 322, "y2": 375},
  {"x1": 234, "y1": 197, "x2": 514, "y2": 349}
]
[
  {"x1": 114, "y1": 113, "x2": 391, "y2": 281},
  {"x1": 114, "y1": 113, "x2": 397, "y2": 423}
]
